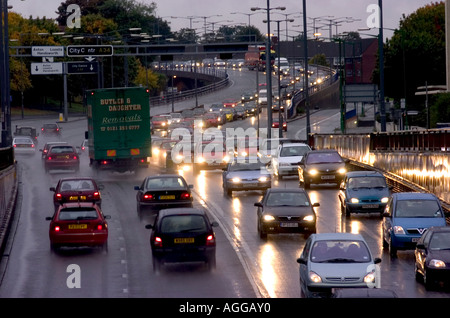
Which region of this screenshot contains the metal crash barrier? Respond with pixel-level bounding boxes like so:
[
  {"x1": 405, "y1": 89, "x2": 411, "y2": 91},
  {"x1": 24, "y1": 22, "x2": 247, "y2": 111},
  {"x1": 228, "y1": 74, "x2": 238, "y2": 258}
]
[
  {"x1": 309, "y1": 131, "x2": 450, "y2": 216},
  {"x1": 0, "y1": 147, "x2": 18, "y2": 255}
]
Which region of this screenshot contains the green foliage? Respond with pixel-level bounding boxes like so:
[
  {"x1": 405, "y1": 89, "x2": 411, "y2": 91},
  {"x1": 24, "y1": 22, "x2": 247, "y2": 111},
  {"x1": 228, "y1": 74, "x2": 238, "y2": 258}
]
[
  {"x1": 384, "y1": 1, "x2": 445, "y2": 111},
  {"x1": 429, "y1": 92, "x2": 450, "y2": 128}
]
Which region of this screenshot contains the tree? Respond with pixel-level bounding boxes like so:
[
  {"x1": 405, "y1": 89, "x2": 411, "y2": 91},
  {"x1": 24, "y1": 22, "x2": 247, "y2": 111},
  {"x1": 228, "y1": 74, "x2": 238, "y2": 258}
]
[{"x1": 384, "y1": 1, "x2": 445, "y2": 123}]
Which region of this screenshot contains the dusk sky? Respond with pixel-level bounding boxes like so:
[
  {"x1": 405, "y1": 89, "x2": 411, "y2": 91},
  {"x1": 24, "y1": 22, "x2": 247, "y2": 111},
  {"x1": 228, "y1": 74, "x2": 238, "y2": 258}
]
[{"x1": 8, "y1": 0, "x2": 436, "y2": 39}]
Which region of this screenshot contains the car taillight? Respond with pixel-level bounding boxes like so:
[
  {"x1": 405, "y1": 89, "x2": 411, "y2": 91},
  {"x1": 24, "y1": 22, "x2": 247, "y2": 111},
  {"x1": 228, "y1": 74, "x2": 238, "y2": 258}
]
[
  {"x1": 143, "y1": 193, "x2": 154, "y2": 200},
  {"x1": 154, "y1": 236, "x2": 162, "y2": 247},
  {"x1": 72, "y1": 155, "x2": 78, "y2": 160},
  {"x1": 93, "y1": 192, "x2": 100, "y2": 200},
  {"x1": 56, "y1": 193, "x2": 62, "y2": 200},
  {"x1": 41, "y1": 128, "x2": 44, "y2": 131},
  {"x1": 54, "y1": 225, "x2": 61, "y2": 232},
  {"x1": 206, "y1": 234, "x2": 215, "y2": 245},
  {"x1": 181, "y1": 192, "x2": 191, "y2": 199},
  {"x1": 97, "y1": 223, "x2": 106, "y2": 230},
  {"x1": 47, "y1": 156, "x2": 52, "y2": 160}
]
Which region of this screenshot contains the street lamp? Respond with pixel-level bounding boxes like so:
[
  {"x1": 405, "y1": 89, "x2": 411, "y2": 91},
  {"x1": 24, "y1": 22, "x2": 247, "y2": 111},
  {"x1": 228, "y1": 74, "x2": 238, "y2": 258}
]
[
  {"x1": 265, "y1": 18, "x2": 294, "y2": 137},
  {"x1": 251, "y1": 2, "x2": 285, "y2": 139},
  {"x1": 0, "y1": 0, "x2": 12, "y2": 146}
]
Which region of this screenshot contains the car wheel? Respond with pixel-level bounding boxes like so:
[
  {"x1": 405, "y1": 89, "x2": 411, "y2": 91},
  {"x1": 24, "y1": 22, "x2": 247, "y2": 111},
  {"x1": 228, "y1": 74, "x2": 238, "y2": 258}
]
[
  {"x1": 414, "y1": 263, "x2": 422, "y2": 282},
  {"x1": 257, "y1": 219, "x2": 267, "y2": 239},
  {"x1": 304, "y1": 180, "x2": 310, "y2": 189},
  {"x1": 207, "y1": 256, "x2": 216, "y2": 271},
  {"x1": 50, "y1": 243, "x2": 58, "y2": 253},
  {"x1": 152, "y1": 257, "x2": 162, "y2": 273},
  {"x1": 423, "y1": 268, "x2": 435, "y2": 290},
  {"x1": 389, "y1": 238, "x2": 397, "y2": 257}
]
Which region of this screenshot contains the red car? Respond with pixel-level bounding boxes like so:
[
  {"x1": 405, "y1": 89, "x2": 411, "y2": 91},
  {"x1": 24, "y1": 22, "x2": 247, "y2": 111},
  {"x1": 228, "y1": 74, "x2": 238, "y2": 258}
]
[
  {"x1": 272, "y1": 116, "x2": 287, "y2": 131},
  {"x1": 223, "y1": 98, "x2": 239, "y2": 108},
  {"x1": 50, "y1": 177, "x2": 104, "y2": 211},
  {"x1": 46, "y1": 202, "x2": 110, "y2": 252},
  {"x1": 44, "y1": 145, "x2": 80, "y2": 173}
]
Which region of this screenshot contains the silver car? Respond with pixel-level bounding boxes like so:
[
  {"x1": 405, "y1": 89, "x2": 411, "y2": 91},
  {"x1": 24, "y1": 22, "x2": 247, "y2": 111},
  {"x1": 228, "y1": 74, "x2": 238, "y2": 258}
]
[
  {"x1": 222, "y1": 157, "x2": 271, "y2": 196},
  {"x1": 297, "y1": 233, "x2": 381, "y2": 298}
]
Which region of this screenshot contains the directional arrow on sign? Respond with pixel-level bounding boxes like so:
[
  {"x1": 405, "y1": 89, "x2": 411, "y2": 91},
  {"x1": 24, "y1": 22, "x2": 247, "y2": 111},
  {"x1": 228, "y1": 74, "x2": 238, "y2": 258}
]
[{"x1": 85, "y1": 56, "x2": 96, "y2": 62}]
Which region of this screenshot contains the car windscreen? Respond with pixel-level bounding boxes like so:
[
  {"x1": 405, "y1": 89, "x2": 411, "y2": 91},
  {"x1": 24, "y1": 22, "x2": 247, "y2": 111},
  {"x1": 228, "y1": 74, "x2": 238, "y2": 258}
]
[
  {"x1": 229, "y1": 161, "x2": 267, "y2": 171},
  {"x1": 306, "y1": 152, "x2": 342, "y2": 163},
  {"x1": 160, "y1": 215, "x2": 207, "y2": 233},
  {"x1": 145, "y1": 177, "x2": 186, "y2": 189},
  {"x1": 49, "y1": 146, "x2": 74, "y2": 154},
  {"x1": 429, "y1": 232, "x2": 450, "y2": 250},
  {"x1": 347, "y1": 177, "x2": 387, "y2": 189},
  {"x1": 58, "y1": 208, "x2": 98, "y2": 220},
  {"x1": 265, "y1": 192, "x2": 310, "y2": 207},
  {"x1": 310, "y1": 240, "x2": 371, "y2": 263},
  {"x1": 395, "y1": 199, "x2": 443, "y2": 218},
  {"x1": 60, "y1": 180, "x2": 94, "y2": 191},
  {"x1": 280, "y1": 145, "x2": 309, "y2": 157}
]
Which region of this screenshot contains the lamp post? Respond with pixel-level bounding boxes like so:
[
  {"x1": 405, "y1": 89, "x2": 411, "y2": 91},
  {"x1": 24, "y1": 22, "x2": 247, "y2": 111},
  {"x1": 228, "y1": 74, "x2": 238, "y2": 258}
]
[
  {"x1": 378, "y1": 0, "x2": 386, "y2": 132},
  {"x1": 267, "y1": 18, "x2": 294, "y2": 137},
  {"x1": 251, "y1": 2, "x2": 286, "y2": 139},
  {"x1": 0, "y1": 0, "x2": 12, "y2": 147},
  {"x1": 303, "y1": 0, "x2": 311, "y2": 138}
]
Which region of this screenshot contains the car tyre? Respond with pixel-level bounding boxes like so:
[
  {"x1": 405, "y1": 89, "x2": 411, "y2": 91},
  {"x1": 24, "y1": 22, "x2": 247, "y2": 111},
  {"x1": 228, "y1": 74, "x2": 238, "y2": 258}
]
[
  {"x1": 423, "y1": 268, "x2": 435, "y2": 290},
  {"x1": 389, "y1": 238, "x2": 397, "y2": 257},
  {"x1": 153, "y1": 257, "x2": 162, "y2": 273},
  {"x1": 257, "y1": 219, "x2": 267, "y2": 239},
  {"x1": 207, "y1": 256, "x2": 216, "y2": 271}
]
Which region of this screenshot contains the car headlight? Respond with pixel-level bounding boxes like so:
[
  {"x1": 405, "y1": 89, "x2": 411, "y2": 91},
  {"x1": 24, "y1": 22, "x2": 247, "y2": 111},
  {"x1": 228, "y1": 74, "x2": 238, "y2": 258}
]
[
  {"x1": 308, "y1": 169, "x2": 318, "y2": 176},
  {"x1": 429, "y1": 259, "x2": 446, "y2": 268},
  {"x1": 232, "y1": 177, "x2": 241, "y2": 183},
  {"x1": 263, "y1": 215, "x2": 275, "y2": 222},
  {"x1": 303, "y1": 215, "x2": 314, "y2": 222},
  {"x1": 223, "y1": 155, "x2": 230, "y2": 163},
  {"x1": 338, "y1": 168, "x2": 346, "y2": 174},
  {"x1": 309, "y1": 271, "x2": 322, "y2": 283},
  {"x1": 393, "y1": 226, "x2": 405, "y2": 235},
  {"x1": 381, "y1": 197, "x2": 389, "y2": 203},
  {"x1": 197, "y1": 156, "x2": 205, "y2": 163},
  {"x1": 350, "y1": 198, "x2": 359, "y2": 204},
  {"x1": 364, "y1": 270, "x2": 376, "y2": 284},
  {"x1": 258, "y1": 176, "x2": 269, "y2": 182}
]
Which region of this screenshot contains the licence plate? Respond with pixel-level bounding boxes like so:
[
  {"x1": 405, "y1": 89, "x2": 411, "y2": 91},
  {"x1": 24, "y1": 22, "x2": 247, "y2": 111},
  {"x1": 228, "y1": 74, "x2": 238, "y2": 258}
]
[
  {"x1": 412, "y1": 238, "x2": 420, "y2": 243},
  {"x1": 68, "y1": 224, "x2": 87, "y2": 229},
  {"x1": 160, "y1": 195, "x2": 175, "y2": 200},
  {"x1": 321, "y1": 175, "x2": 335, "y2": 180},
  {"x1": 69, "y1": 196, "x2": 87, "y2": 201},
  {"x1": 174, "y1": 238, "x2": 194, "y2": 243},
  {"x1": 280, "y1": 222, "x2": 299, "y2": 228},
  {"x1": 246, "y1": 183, "x2": 258, "y2": 187},
  {"x1": 362, "y1": 204, "x2": 379, "y2": 209}
]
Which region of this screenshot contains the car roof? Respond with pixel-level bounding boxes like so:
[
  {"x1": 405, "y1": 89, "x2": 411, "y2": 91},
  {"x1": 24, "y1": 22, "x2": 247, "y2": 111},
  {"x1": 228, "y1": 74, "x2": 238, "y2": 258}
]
[
  {"x1": 392, "y1": 192, "x2": 438, "y2": 200},
  {"x1": 266, "y1": 188, "x2": 307, "y2": 193},
  {"x1": 60, "y1": 202, "x2": 98, "y2": 208},
  {"x1": 58, "y1": 177, "x2": 96, "y2": 182},
  {"x1": 308, "y1": 149, "x2": 339, "y2": 153},
  {"x1": 427, "y1": 226, "x2": 450, "y2": 233},
  {"x1": 282, "y1": 142, "x2": 309, "y2": 147},
  {"x1": 147, "y1": 174, "x2": 184, "y2": 179},
  {"x1": 346, "y1": 171, "x2": 384, "y2": 177},
  {"x1": 311, "y1": 233, "x2": 366, "y2": 242},
  {"x1": 159, "y1": 208, "x2": 206, "y2": 217}
]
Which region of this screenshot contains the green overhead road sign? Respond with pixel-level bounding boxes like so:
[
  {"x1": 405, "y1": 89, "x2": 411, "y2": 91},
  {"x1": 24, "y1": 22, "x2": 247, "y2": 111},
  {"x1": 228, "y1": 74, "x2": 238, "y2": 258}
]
[{"x1": 67, "y1": 45, "x2": 113, "y2": 57}]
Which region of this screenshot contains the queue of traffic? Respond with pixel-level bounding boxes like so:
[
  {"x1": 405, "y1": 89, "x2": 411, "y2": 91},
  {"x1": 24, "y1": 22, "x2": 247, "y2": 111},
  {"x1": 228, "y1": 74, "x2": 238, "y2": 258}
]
[{"x1": 10, "y1": 87, "x2": 450, "y2": 297}]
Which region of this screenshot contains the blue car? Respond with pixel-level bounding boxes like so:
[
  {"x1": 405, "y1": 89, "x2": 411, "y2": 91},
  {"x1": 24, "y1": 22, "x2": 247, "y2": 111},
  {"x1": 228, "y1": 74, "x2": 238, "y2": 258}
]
[
  {"x1": 338, "y1": 171, "x2": 391, "y2": 216},
  {"x1": 382, "y1": 192, "x2": 447, "y2": 257}
]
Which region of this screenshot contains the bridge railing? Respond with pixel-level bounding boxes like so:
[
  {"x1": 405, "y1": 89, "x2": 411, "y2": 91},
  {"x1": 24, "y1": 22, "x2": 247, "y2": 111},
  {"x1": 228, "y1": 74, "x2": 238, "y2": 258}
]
[
  {"x1": 309, "y1": 132, "x2": 450, "y2": 216},
  {"x1": 149, "y1": 66, "x2": 229, "y2": 107}
]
